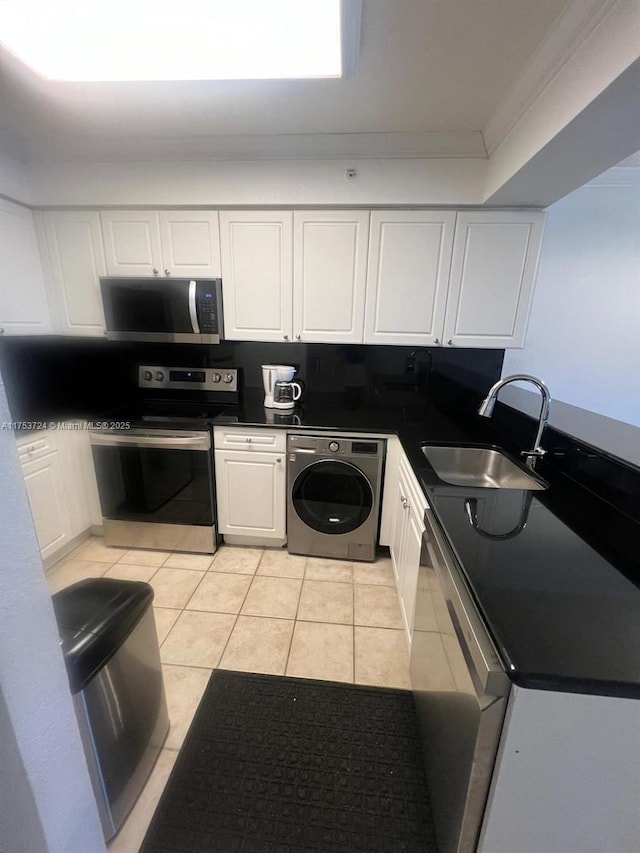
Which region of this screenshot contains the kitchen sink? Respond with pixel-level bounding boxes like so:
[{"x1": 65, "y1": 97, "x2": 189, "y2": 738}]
[{"x1": 421, "y1": 445, "x2": 548, "y2": 490}]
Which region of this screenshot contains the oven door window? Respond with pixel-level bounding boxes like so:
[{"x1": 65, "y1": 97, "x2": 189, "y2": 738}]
[
  {"x1": 291, "y1": 460, "x2": 373, "y2": 535},
  {"x1": 104, "y1": 280, "x2": 193, "y2": 334},
  {"x1": 92, "y1": 444, "x2": 213, "y2": 526}
]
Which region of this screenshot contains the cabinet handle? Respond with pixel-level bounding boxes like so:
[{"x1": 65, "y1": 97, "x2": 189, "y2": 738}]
[
  {"x1": 401, "y1": 495, "x2": 408, "y2": 509},
  {"x1": 295, "y1": 334, "x2": 301, "y2": 341},
  {"x1": 152, "y1": 268, "x2": 159, "y2": 275},
  {"x1": 246, "y1": 437, "x2": 252, "y2": 443},
  {"x1": 448, "y1": 339, "x2": 453, "y2": 346},
  {"x1": 0, "y1": 327, "x2": 5, "y2": 335},
  {"x1": 434, "y1": 338, "x2": 439, "y2": 345},
  {"x1": 276, "y1": 458, "x2": 282, "y2": 463},
  {"x1": 283, "y1": 335, "x2": 289, "y2": 341},
  {"x1": 164, "y1": 269, "x2": 170, "y2": 276}
]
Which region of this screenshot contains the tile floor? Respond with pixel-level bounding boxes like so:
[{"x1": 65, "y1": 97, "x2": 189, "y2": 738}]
[{"x1": 47, "y1": 537, "x2": 411, "y2": 853}]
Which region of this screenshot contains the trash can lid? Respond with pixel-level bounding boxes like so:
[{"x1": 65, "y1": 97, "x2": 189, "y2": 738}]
[{"x1": 52, "y1": 577, "x2": 154, "y2": 694}]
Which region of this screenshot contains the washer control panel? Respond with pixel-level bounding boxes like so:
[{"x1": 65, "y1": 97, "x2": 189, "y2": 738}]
[
  {"x1": 138, "y1": 366, "x2": 238, "y2": 392},
  {"x1": 288, "y1": 434, "x2": 384, "y2": 459}
]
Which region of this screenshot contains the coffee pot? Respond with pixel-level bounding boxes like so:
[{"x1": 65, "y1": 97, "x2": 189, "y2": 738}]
[
  {"x1": 261, "y1": 364, "x2": 296, "y2": 408},
  {"x1": 273, "y1": 380, "x2": 303, "y2": 410}
]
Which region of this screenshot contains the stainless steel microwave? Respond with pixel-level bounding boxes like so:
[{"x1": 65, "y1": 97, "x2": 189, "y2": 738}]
[{"x1": 100, "y1": 277, "x2": 224, "y2": 344}]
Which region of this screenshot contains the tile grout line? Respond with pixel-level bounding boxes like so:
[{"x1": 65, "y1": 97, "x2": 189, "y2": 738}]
[
  {"x1": 281, "y1": 556, "x2": 310, "y2": 676},
  {"x1": 352, "y1": 576, "x2": 356, "y2": 684}
]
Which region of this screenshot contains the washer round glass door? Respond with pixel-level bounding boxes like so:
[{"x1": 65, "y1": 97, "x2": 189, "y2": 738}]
[{"x1": 291, "y1": 459, "x2": 374, "y2": 535}]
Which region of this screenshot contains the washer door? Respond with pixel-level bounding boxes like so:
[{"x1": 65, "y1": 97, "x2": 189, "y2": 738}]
[{"x1": 291, "y1": 459, "x2": 374, "y2": 535}]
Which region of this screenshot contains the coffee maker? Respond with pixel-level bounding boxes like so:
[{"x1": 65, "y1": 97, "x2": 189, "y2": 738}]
[{"x1": 262, "y1": 364, "x2": 297, "y2": 408}]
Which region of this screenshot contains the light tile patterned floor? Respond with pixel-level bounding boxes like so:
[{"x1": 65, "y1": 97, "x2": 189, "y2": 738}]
[{"x1": 47, "y1": 537, "x2": 411, "y2": 853}]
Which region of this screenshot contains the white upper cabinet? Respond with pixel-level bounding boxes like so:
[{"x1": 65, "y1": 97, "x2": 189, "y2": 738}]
[
  {"x1": 220, "y1": 211, "x2": 293, "y2": 342},
  {"x1": 101, "y1": 209, "x2": 221, "y2": 278},
  {"x1": 100, "y1": 210, "x2": 163, "y2": 276},
  {"x1": 38, "y1": 210, "x2": 107, "y2": 336},
  {"x1": 0, "y1": 199, "x2": 52, "y2": 335},
  {"x1": 157, "y1": 211, "x2": 221, "y2": 277},
  {"x1": 293, "y1": 210, "x2": 369, "y2": 344},
  {"x1": 364, "y1": 211, "x2": 456, "y2": 346},
  {"x1": 444, "y1": 210, "x2": 545, "y2": 348}
]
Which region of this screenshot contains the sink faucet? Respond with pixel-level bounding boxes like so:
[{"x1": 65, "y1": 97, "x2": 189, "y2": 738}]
[{"x1": 478, "y1": 374, "x2": 551, "y2": 468}]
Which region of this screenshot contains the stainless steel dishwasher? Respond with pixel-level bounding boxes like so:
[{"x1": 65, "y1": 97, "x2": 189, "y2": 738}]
[{"x1": 410, "y1": 502, "x2": 511, "y2": 853}]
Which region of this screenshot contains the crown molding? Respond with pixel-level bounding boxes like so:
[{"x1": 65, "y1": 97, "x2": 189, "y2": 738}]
[{"x1": 483, "y1": 0, "x2": 620, "y2": 155}]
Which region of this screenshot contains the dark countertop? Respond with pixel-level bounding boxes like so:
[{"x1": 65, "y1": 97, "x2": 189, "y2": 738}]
[{"x1": 214, "y1": 391, "x2": 640, "y2": 699}]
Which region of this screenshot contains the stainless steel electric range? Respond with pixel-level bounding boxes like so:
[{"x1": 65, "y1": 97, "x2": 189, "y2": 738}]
[{"x1": 89, "y1": 365, "x2": 239, "y2": 554}]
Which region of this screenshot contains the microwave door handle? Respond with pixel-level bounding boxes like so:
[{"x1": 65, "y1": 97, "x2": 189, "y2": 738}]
[{"x1": 188, "y1": 280, "x2": 200, "y2": 334}]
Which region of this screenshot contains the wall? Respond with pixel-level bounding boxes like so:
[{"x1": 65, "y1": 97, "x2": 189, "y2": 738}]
[
  {"x1": 26, "y1": 157, "x2": 487, "y2": 208},
  {"x1": 0, "y1": 372, "x2": 106, "y2": 852},
  {"x1": 0, "y1": 150, "x2": 34, "y2": 205},
  {"x1": 502, "y1": 170, "x2": 640, "y2": 465}
]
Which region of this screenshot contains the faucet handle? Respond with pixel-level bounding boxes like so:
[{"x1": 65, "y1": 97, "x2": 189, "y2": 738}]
[{"x1": 521, "y1": 446, "x2": 547, "y2": 468}]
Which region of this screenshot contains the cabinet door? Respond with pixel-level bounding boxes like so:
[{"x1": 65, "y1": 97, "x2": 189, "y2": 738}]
[
  {"x1": 0, "y1": 199, "x2": 52, "y2": 335},
  {"x1": 21, "y1": 451, "x2": 72, "y2": 560},
  {"x1": 39, "y1": 210, "x2": 107, "y2": 336},
  {"x1": 293, "y1": 211, "x2": 369, "y2": 343},
  {"x1": 390, "y1": 467, "x2": 409, "y2": 585},
  {"x1": 364, "y1": 211, "x2": 455, "y2": 346},
  {"x1": 215, "y1": 449, "x2": 286, "y2": 539},
  {"x1": 444, "y1": 211, "x2": 545, "y2": 348},
  {"x1": 399, "y1": 504, "x2": 424, "y2": 641},
  {"x1": 100, "y1": 210, "x2": 163, "y2": 276},
  {"x1": 158, "y1": 211, "x2": 221, "y2": 277},
  {"x1": 57, "y1": 424, "x2": 102, "y2": 536},
  {"x1": 220, "y1": 211, "x2": 293, "y2": 342},
  {"x1": 379, "y1": 435, "x2": 400, "y2": 546}
]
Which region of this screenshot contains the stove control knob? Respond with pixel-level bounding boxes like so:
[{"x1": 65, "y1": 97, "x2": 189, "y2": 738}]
[
  {"x1": 142, "y1": 370, "x2": 152, "y2": 381},
  {"x1": 223, "y1": 373, "x2": 234, "y2": 384},
  {"x1": 211, "y1": 373, "x2": 221, "y2": 383},
  {"x1": 155, "y1": 371, "x2": 165, "y2": 382},
  {"x1": 329, "y1": 441, "x2": 340, "y2": 452}
]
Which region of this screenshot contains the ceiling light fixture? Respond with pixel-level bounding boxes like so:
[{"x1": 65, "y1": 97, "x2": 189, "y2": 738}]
[{"x1": 0, "y1": 0, "x2": 355, "y2": 82}]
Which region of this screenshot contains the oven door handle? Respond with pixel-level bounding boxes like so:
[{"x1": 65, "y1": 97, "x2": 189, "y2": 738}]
[
  {"x1": 188, "y1": 280, "x2": 200, "y2": 334},
  {"x1": 90, "y1": 432, "x2": 211, "y2": 451}
]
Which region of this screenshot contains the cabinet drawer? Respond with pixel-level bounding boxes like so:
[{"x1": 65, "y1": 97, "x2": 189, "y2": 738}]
[
  {"x1": 17, "y1": 431, "x2": 58, "y2": 464},
  {"x1": 213, "y1": 427, "x2": 287, "y2": 452}
]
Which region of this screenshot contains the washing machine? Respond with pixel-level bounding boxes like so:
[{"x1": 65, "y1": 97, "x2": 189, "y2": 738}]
[{"x1": 287, "y1": 434, "x2": 385, "y2": 562}]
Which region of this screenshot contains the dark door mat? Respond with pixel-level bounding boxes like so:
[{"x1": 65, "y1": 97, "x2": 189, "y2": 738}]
[{"x1": 140, "y1": 669, "x2": 437, "y2": 853}]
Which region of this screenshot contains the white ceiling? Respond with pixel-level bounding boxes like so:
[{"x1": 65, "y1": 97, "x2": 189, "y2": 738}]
[{"x1": 0, "y1": 0, "x2": 570, "y2": 163}]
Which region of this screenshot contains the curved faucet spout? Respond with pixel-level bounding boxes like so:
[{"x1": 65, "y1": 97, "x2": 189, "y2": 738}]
[{"x1": 478, "y1": 374, "x2": 551, "y2": 468}]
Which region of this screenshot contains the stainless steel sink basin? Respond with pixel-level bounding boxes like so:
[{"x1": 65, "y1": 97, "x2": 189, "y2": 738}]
[{"x1": 421, "y1": 446, "x2": 547, "y2": 490}]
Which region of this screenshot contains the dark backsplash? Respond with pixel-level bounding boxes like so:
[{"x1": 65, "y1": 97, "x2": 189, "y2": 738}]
[
  {"x1": 1, "y1": 335, "x2": 638, "y2": 562},
  {"x1": 0, "y1": 337, "x2": 504, "y2": 422}
]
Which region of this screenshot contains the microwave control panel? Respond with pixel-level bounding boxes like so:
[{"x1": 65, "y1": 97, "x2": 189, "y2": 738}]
[{"x1": 196, "y1": 284, "x2": 220, "y2": 334}]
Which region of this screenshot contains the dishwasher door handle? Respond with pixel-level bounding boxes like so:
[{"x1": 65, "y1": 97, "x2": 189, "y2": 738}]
[{"x1": 422, "y1": 506, "x2": 511, "y2": 700}]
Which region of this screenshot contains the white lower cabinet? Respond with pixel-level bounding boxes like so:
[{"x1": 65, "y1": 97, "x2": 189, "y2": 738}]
[
  {"x1": 17, "y1": 425, "x2": 102, "y2": 564},
  {"x1": 390, "y1": 450, "x2": 427, "y2": 645},
  {"x1": 213, "y1": 428, "x2": 287, "y2": 544},
  {"x1": 19, "y1": 436, "x2": 71, "y2": 561}
]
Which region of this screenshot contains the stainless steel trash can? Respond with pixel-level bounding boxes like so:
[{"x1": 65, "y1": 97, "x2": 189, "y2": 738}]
[{"x1": 53, "y1": 577, "x2": 169, "y2": 841}]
